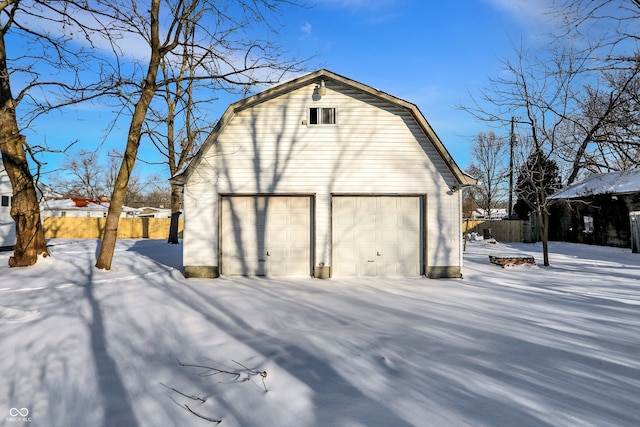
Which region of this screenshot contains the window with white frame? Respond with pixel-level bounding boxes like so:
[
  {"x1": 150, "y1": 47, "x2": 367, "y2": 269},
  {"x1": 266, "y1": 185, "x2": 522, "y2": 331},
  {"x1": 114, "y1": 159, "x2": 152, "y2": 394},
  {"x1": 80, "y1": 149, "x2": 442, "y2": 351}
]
[
  {"x1": 309, "y1": 107, "x2": 336, "y2": 125},
  {"x1": 583, "y1": 215, "x2": 594, "y2": 234}
]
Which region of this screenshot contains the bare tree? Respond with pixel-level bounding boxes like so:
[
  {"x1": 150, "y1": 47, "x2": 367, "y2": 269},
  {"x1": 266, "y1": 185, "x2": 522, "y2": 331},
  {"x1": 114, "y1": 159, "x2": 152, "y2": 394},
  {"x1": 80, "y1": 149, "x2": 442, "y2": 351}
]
[
  {"x1": 465, "y1": 130, "x2": 508, "y2": 219},
  {"x1": 90, "y1": 0, "x2": 305, "y2": 269},
  {"x1": 0, "y1": 0, "x2": 108, "y2": 266},
  {"x1": 49, "y1": 149, "x2": 150, "y2": 206},
  {"x1": 104, "y1": 150, "x2": 148, "y2": 207},
  {"x1": 462, "y1": 0, "x2": 640, "y2": 263},
  {"x1": 462, "y1": 43, "x2": 586, "y2": 265},
  {"x1": 551, "y1": 0, "x2": 640, "y2": 179},
  {"x1": 553, "y1": 0, "x2": 639, "y2": 54},
  {"x1": 140, "y1": 176, "x2": 171, "y2": 207},
  {"x1": 462, "y1": 190, "x2": 478, "y2": 219},
  {"x1": 146, "y1": 17, "x2": 213, "y2": 244},
  {"x1": 50, "y1": 150, "x2": 107, "y2": 199}
]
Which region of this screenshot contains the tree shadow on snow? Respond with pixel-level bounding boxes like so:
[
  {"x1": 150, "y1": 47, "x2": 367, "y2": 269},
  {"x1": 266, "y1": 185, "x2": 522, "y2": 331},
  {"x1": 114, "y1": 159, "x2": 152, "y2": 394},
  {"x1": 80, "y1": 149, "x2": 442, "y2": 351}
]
[
  {"x1": 1, "y1": 241, "x2": 140, "y2": 427},
  {"x1": 151, "y1": 277, "x2": 417, "y2": 427},
  {"x1": 125, "y1": 239, "x2": 184, "y2": 273}
]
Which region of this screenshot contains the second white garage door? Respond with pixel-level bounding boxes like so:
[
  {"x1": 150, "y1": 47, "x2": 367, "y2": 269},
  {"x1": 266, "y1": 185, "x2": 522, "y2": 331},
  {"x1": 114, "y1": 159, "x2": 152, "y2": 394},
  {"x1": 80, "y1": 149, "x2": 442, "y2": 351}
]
[
  {"x1": 332, "y1": 196, "x2": 422, "y2": 277},
  {"x1": 220, "y1": 196, "x2": 312, "y2": 276}
]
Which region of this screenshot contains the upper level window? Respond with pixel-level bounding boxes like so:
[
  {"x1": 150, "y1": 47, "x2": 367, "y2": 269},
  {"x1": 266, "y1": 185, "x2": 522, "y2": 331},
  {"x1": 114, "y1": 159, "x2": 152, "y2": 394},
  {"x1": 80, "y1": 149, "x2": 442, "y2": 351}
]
[
  {"x1": 1, "y1": 195, "x2": 9, "y2": 207},
  {"x1": 309, "y1": 107, "x2": 336, "y2": 125}
]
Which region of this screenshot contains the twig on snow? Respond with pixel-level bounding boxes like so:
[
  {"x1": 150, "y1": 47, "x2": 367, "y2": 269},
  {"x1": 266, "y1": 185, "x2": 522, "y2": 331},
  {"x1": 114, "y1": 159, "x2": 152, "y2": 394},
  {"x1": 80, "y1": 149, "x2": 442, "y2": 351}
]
[
  {"x1": 232, "y1": 360, "x2": 268, "y2": 392},
  {"x1": 184, "y1": 404, "x2": 222, "y2": 424},
  {"x1": 177, "y1": 358, "x2": 269, "y2": 392},
  {"x1": 160, "y1": 382, "x2": 207, "y2": 403}
]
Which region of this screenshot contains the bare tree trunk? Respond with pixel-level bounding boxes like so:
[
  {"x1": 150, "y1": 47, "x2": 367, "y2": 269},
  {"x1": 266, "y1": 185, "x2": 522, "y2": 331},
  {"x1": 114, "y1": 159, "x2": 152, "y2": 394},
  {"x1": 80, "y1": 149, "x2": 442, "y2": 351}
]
[
  {"x1": 0, "y1": 32, "x2": 49, "y2": 267},
  {"x1": 168, "y1": 184, "x2": 181, "y2": 244},
  {"x1": 95, "y1": 0, "x2": 162, "y2": 270},
  {"x1": 95, "y1": 83, "x2": 158, "y2": 269},
  {"x1": 539, "y1": 210, "x2": 550, "y2": 266}
]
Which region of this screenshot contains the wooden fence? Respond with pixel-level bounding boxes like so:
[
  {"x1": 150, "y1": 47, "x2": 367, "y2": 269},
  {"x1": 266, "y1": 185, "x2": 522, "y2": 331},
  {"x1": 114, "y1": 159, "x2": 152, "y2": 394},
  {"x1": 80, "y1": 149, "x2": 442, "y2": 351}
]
[
  {"x1": 44, "y1": 217, "x2": 184, "y2": 239},
  {"x1": 43, "y1": 216, "x2": 521, "y2": 242},
  {"x1": 462, "y1": 219, "x2": 524, "y2": 242}
]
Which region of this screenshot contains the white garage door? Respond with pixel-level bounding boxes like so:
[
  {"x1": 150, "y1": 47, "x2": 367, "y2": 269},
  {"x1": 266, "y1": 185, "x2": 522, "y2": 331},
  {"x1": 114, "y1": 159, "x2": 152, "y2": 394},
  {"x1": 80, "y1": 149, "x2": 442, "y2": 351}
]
[
  {"x1": 220, "y1": 196, "x2": 311, "y2": 276},
  {"x1": 332, "y1": 196, "x2": 422, "y2": 277}
]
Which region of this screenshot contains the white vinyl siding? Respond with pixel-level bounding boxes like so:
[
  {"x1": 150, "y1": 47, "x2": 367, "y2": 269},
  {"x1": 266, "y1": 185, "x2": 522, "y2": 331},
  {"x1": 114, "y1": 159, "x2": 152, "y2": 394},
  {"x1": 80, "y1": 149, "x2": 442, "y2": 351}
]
[{"x1": 183, "y1": 80, "x2": 462, "y2": 274}]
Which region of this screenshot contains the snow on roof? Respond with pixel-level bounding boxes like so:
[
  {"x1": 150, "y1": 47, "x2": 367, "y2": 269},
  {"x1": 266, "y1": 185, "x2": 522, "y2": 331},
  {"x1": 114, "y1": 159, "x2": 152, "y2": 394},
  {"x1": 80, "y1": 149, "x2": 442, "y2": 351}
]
[
  {"x1": 549, "y1": 169, "x2": 640, "y2": 200},
  {"x1": 42, "y1": 199, "x2": 107, "y2": 211},
  {"x1": 41, "y1": 198, "x2": 139, "y2": 212}
]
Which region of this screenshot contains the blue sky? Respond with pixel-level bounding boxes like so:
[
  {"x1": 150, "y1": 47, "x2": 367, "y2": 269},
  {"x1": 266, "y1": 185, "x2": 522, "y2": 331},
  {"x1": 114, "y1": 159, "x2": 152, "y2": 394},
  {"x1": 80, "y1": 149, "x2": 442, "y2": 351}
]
[
  {"x1": 20, "y1": 0, "x2": 557, "y2": 181},
  {"x1": 290, "y1": 0, "x2": 556, "y2": 167}
]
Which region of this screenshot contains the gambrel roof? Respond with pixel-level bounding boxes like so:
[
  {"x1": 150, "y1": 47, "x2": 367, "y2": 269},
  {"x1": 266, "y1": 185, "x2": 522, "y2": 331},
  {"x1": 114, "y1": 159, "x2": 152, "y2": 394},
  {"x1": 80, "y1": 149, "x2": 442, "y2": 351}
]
[{"x1": 173, "y1": 69, "x2": 475, "y2": 186}]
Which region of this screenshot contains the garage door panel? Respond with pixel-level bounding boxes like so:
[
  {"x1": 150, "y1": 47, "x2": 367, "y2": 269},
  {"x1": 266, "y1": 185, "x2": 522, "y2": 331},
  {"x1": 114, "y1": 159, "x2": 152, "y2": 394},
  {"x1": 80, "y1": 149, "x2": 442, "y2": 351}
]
[
  {"x1": 401, "y1": 211, "x2": 419, "y2": 226},
  {"x1": 335, "y1": 247, "x2": 356, "y2": 274},
  {"x1": 290, "y1": 212, "x2": 309, "y2": 226},
  {"x1": 333, "y1": 196, "x2": 421, "y2": 277},
  {"x1": 270, "y1": 213, "x2": 288, "y2": 227},
  {"x1": 359, "y1": 228, "x2": 376, "y2": 245},
  {"x1": 290, "y1": 245, "x2": 310, "y2": 260},
  {"x1": 398, "y1": 228, "x2": 414, "y2": 242},
  {"x1": 266, "y1": 247, "x2": 286, "y2": 275},
  {"x1": 379, "y1": 212, "x2": 398, "y2": 227},
  {"x1": 288, "y1": 197, "x2": 310, "y2": 209},
  {"x1": 358, "y1": 212, "x2": 376, "y2": 225},
  {"x1": 400, "y1": 245, "x2": 420, "y2": 260},
  {"x1": 359, "y1": 197, "x2": 377, "y2": 211},
  {"x1": 378, "y1": 229, "x2": 398, "y2": 246},
  {"x1": 357, "y1": 247, "x2": 377, "y2": 276},
  {"x1": 377, "y1": 262, "x2": 397, "y2": 276},
  {"x1": 334, "y1": 214, "x2": 355, "y2": 244},
  {"x1": 269, "y1": 230, "x2": 288, "y2": 245},
  {"x1": 398, "y1": 197, "x2": 418, "y2": 210},
  {"x1": 359, "y1": 264, "x2": 377, "y2": 276},
  {"x1": 221, "y1": 196, "x2": 311, "y2": 276},
  {"x1": 397, "y1": 262, "x2": 419, "y2": 276},
  {"x1": 290, "y1": 229, "x2": 310, "y2": 244}
]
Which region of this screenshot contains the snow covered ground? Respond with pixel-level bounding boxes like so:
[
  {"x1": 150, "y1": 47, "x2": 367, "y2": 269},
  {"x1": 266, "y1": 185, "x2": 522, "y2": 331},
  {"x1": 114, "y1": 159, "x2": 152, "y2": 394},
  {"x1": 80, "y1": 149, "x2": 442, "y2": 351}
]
[{"x1": 1, "y1": 239, "x2": 639, "y2": 427}]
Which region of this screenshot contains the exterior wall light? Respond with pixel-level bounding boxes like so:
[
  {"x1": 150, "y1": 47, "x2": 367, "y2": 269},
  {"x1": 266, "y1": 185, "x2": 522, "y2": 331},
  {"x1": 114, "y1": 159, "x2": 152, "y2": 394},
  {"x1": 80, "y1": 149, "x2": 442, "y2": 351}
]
[{"x1": 317, "y1": 80, "x2": 327, "y2": 97}]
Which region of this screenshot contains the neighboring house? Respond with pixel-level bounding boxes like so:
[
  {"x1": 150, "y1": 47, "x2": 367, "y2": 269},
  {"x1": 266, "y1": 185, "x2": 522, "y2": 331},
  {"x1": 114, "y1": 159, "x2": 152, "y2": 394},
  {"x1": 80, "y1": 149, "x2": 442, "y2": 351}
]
[
  {"x1": 41, "y1": 198, "x2": 140, "y2": 218},
  {"x1": 0, "y1": 164, "x2": 16, "y2": 249},
  {"x1": 470, "y1": 208, "x2": 508, "y2": 220},
  {"x1": 1, "y1": 158, "x2": 61, "y2": 249},
  {"x1": 136, "y1": 207, "x2": 172, "y2": 218},
  {"x1": 548, "y1": 169, "x2": 640, "y2": 251},
  {"x1": 172, "y1": 69, "x2": 476, "y2": 279}
]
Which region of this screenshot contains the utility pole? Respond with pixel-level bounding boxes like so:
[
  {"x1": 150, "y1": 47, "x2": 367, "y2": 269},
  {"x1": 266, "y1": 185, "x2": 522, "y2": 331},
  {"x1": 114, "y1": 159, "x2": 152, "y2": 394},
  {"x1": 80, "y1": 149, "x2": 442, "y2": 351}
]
[{"x1": 508, "y1": 116, "x2": 517, "y2": 219}]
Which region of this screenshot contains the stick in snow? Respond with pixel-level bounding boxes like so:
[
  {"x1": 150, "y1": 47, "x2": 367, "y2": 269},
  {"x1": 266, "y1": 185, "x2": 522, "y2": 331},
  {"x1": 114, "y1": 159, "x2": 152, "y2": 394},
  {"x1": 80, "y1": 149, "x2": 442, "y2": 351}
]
[{"x1": 184, "y1": 404, "x2": 221, "y2": 424}]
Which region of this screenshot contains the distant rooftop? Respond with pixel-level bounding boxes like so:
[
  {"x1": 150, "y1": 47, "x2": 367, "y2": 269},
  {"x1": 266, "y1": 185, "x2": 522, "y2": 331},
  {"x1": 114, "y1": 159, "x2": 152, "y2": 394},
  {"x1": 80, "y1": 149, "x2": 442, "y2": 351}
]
[{"x1": 549, "y1": 169, "x2": 640, "y2": 200}]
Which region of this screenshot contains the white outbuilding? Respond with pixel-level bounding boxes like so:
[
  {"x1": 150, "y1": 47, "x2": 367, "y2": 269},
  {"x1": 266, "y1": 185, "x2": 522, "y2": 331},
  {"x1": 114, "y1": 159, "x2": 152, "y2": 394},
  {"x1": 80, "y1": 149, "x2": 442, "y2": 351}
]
[
  {"x1": 40, "y1": 198, "x2": 140, "y2": 218},
  {"x1": 173, "y1": 70, "x2": 475, "y2": 279}
]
